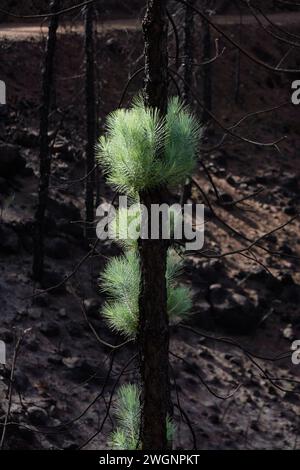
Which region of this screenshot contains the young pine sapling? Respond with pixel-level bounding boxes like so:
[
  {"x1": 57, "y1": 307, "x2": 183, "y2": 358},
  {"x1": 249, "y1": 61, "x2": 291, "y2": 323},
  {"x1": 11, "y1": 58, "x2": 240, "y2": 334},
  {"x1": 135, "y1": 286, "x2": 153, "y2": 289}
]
[{"x1": 97, "y1": 96, "x2": 202, "y2": 449}]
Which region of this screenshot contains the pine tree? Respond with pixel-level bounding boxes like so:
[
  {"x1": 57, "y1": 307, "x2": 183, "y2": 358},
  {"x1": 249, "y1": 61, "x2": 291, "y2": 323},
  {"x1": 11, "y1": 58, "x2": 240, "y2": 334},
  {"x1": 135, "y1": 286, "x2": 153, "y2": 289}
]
[
  {"x1": 32, "y1": 0, "x2": 61, "y2": 281},
  {"x1": 97, "y1": 97, "x2": 201, "y2": 449}
]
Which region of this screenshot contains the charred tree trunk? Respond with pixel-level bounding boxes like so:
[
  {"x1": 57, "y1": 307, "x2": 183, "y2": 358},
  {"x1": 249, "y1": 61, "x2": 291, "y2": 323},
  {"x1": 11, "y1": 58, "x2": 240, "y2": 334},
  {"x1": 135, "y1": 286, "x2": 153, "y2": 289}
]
[
  {"x1": 181, "y1": 0, "x2": 195, "y2": 205},
  {"x1": 84, "y1": 4, "x2": 96, "y2": 243},
  {"x1": 235, "y1": 44, "x2": 241, "y2": 104},
  {"x1": 32, "y1": 0, "x2": 60, "y2": 281},
  {"x1": 202, "y1": 12, "x2": 212, "y2": 123},
  {"x1": 138, "y1": 0, "x2": 170, "y2": 450},
  {"x1": 182, "y1": 0, "x2": 194, "y2": 104},
  {"x1": 234, "y1": 0, "x2": 242, "y2": 104}
]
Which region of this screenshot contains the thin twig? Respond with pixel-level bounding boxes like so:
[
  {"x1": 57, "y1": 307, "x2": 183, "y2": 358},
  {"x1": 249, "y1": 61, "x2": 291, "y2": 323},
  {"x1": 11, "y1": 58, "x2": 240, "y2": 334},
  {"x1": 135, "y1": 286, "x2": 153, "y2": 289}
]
[{"x1": 0, "y1": 332, "x2": 26, "y2": 450}]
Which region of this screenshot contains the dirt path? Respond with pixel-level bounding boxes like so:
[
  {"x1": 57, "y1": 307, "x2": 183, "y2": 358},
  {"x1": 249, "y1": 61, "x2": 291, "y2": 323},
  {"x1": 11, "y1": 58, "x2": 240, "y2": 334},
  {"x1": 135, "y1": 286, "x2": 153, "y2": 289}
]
[
  {"x1": 0, "y1": 19, "x2": 140, "y2": 39},
  {"x1": 0, "y1": 12, "x2": 299, "y2": 40}
]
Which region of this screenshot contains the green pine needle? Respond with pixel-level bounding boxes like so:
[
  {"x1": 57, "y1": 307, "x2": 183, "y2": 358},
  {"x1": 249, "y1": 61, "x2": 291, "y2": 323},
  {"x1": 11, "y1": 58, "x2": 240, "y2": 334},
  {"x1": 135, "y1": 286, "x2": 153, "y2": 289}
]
[
  {"x1": 100, "y1": 249, "x2": 192, "y2": 339},
  {"x1": 108, "y1": 204, "x2": 183, "y2": 249},
  {"x1": 109, "y1": 384, "x2": 141, "y2": 450},
  {"x1": 109, "y1": 384, "x2": 175, "y2": 450},
  {"x1": 97, "y1": 96, "x2": 202, "y2": 195}
]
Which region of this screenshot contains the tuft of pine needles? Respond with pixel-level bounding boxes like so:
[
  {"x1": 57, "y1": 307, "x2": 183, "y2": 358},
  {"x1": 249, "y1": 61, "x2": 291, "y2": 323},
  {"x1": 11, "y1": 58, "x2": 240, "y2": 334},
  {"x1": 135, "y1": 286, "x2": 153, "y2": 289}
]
[
  {"x1": 109, "y1": 384, "x2": 175, "y2": 450},
  {"x1": 109, "y1": 384, "x2": 141, "y2": 450},
  {"x1": 100, "y1": 249, "x2": 192, "y2": 339},
  {"x1": 108, "y1": 204, "x2": 183, "y2": 249},
  {"x1": 97, "y1": 97, "x2": 202, "y2": 195}
]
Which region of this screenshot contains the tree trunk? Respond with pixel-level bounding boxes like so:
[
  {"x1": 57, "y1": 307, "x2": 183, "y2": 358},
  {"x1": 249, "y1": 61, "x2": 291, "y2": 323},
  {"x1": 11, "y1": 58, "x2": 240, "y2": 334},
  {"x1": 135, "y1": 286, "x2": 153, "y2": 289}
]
[
  {"x1": 181, "y1": 0, "x2": 195, "y2": 205},
  {"x1": 183, "y1": 0, "x2": 194, "y2": 104},
  {"x1": 84, "y1": 3, "x2": 96, "y2": 243},
  {"x1": 32, "y1": 0, "x2": 60, "y2": 281},
  {"x1": 138, "y1": 0, "x2": 170, "y2": 450},
  {"x1": 202, "y1": 13, "x2": 212, "y2": 123},
  {"x1": 234, "y1": 0, "x2": 242, "y2": 104}
]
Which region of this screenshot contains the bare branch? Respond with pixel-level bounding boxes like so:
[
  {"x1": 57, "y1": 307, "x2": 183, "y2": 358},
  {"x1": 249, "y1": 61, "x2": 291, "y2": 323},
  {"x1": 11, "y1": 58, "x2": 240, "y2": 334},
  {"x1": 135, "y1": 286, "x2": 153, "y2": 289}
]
[
  {"x1": 169, "y1": 68, "x2": 286, "y2": 149},
  {"x1": 0, "y1": 0, "x2": 98, "y2": 19},
  {"x1": 176, "y1": 0, "x2": 300, "y2": 73},
  {"x1": 243, "y1": 1, "x2": 300, "y2": 48},
  {"x1": 170, "y1": 351, "x2": 241, "y2": 400},
  {"x1": 0, "y1": 332, "x2": 26, "y2": 450},
  {"x1": 78, "y1": 354, "x2": 138, "y2": 449},
  {"x1": 71, "y1": 287, "x2": 133, "y2": 350}
]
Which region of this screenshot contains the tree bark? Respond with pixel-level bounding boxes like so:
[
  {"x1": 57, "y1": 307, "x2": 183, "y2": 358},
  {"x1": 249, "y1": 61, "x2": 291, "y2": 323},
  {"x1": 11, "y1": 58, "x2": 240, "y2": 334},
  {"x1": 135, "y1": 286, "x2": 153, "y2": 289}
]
[
  {"x1": 138, "y1": 0, "x2": 170, "y2": 450},
  {"x1": 183, "y1": 0, "x2": 195, "y2": 104},
  {"x1": 202, "y1": 3, "x2": 212, "y2": 123},
  {"x1": 32, "y1": 0, "x2": 60, "y2": 281},
  {"x1": 84, "y1": 3, "x2": 96, "y2": 243},
  {"x1": 181, "y1": 0, "x2": 195, "y2": 205},
  {"x1": 234, "y1": 0, "x2": 242, "y2": 104}
]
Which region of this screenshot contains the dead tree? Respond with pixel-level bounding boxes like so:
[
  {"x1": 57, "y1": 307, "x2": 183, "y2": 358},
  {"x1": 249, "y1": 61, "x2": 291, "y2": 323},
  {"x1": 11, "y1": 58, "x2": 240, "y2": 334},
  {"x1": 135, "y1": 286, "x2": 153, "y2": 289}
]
[
  {"x1": 181, "y1": 0, "x2": 195, "y2": 204},
  {"x1": 202, "y1": 2, "x2": 212, "y2": 123},
  {"x1": 183, "y1": 0, "x2": 195, "y2": 103},
  {"x1": 234, "y1": 0, "x2": 242, "y2": 104},
  {"x1": 84, "y1": 3, "x2": 96, "y2": 243},
  {"x1": 32, "y1": 0, "x2": 60, "y2": 281},
  {"x1": 138, "y1": 0, "x2": 170, "y2": 450}
]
